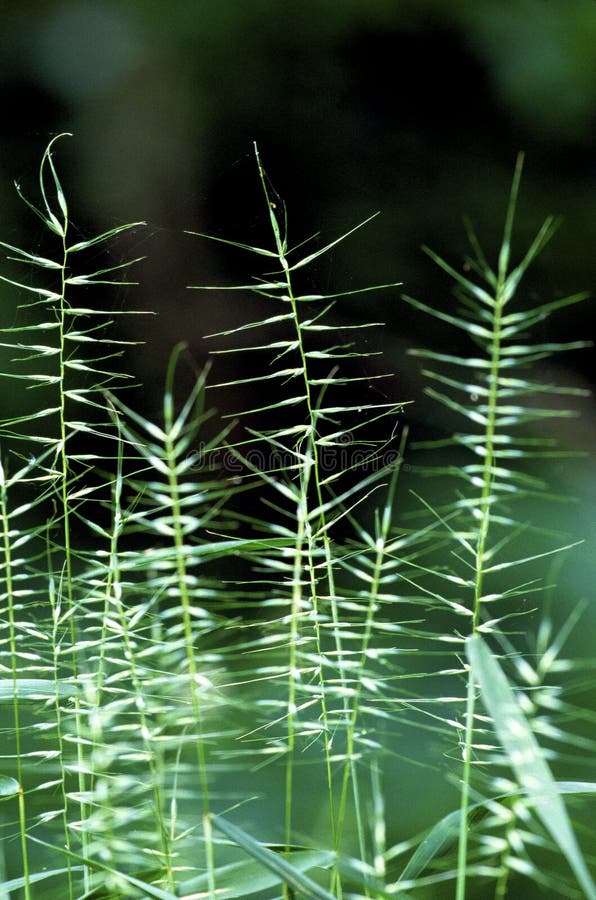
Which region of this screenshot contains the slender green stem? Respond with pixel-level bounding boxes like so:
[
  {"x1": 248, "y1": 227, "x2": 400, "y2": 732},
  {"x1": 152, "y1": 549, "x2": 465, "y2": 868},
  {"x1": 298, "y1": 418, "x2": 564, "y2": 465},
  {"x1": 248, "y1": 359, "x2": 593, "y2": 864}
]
[
  {"x1": 47, "y1": 537, "x2": 75, "y2": 900},
  {"x1": 164, "y1": 410, "x2": 215, "y2": 898},
  {"x1": 256, "y1": 154, "x2": 347, "y2": 887},
  {"x1": 283, "y1": 493, "x2": 306, "y2": 900},
  {"x1": 57, "y1": 216, "x2": 92, "y2": 893},
  {"x1": 108, "y1": 437, "x2": 176, "y2": 890},
  {"x1": 494, "y1": 853, "x2": 511, "y2": 899},
  {"x1": 0, "y1": 464, "x2": 31, "y2": 900},
  {"x1": 334, "y1": 538, "x2": 384, "y2": 893},
  {"x1": 455, "y1": 274, "x2": 505, "y2": 900}
]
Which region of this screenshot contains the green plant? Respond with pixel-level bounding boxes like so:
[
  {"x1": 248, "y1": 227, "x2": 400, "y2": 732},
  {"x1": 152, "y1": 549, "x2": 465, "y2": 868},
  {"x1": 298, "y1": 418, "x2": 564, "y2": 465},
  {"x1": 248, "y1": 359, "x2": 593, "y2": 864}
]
[{"x1": 0, "y1": 137, "x2": 594, "y2": 900}]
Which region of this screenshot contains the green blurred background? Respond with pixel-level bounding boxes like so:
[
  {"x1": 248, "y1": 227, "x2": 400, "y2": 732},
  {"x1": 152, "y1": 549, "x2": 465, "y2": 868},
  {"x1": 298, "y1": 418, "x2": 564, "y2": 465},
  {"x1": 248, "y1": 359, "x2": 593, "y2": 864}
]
[
  {"x1": 1, "y1": 0, "x2": 595, "y2": 377},
  {"x1": 0, "y1": 2, "x2": 595, "y2": 884},
  {"x1": 1, "y1": 0, "x2": 593, "y2": 617}
]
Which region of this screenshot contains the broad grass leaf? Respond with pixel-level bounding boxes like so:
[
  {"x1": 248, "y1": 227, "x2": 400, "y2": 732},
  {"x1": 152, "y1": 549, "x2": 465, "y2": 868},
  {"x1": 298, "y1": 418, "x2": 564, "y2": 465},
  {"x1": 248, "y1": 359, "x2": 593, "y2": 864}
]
[
  {"x1": 180, "y1": 850, "x2": 335, "y2": 898},
  {"x1": 467, "y1": 634, "x2": 596, "y2": 900},
  {"x1": 397, "y1": 780, "x2": 596, "y2": 888},
  {"x1": 397, "y1": 809, "x2": 461, "y2": 883},
  {"x1": 211, "y1": 814, "x2": 336, "y2": 900},
  {"x1": 0, "y1": 867, "x2": 85, "y2": 893}
]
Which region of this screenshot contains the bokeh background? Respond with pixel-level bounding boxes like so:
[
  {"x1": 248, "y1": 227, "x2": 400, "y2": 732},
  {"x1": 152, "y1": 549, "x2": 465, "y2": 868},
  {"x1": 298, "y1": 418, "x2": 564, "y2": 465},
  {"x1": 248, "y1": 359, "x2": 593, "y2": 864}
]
[
  {"x1": 1, "y1": 1, "x2": 595, "y2": 883},
  {"x1": 1, "y1": 0, "x2": 594, "y2": 612},
  {"x1": 1, "y1": 0, "x2": 595, "y2": 379}
]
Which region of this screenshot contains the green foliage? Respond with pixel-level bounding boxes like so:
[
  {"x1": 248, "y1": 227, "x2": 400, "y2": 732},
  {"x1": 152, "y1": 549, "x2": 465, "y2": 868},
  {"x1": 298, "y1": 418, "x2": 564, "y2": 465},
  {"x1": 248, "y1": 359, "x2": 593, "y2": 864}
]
[{"x1": 0, "y1": 137, "x2": 594, "y2": 900}]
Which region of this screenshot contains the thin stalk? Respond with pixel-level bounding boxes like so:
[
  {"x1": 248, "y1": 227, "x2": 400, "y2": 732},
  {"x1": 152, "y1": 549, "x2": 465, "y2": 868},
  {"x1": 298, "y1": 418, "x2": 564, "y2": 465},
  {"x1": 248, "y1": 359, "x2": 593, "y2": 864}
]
[
  {"x1": 108, "y1": 436, "x2": 176, "y2": 890},
  {"x1": 47, "y1": 536, "x2": 75, "y2": 900},
  {"x1": 164, "y1": 410, "x2": 215, "y2": 899},
  {"x1": 256, "y1": 152, "x2": 347, "y2": 885},
  {"x1": 58, "y1": 217, "x2": 91, "y2": 892},
  {"x1": 334, "y1": 459, "x2": 403, "y2": 895},
  {"x1": 283, "y1": 490, "x2": 307, "y2": 900},
  {"x1": 0, "y1": 462, "x2": 31, "y2": 900},
  {"x1": 494, "y1": 854, "x2": 511, "y2": 899},
  {"x1": 304, "y1": 508, "x2": 339, "y2": 852},
  {"x1": 290, "y1": 302, "x2": 345, "y2": 863},
  {"x1": 289, "y1": 301, "x2": 348, "y2": 896},
  {"x1": 455, "y1": 172, "x2": 514, "y2": 897}
]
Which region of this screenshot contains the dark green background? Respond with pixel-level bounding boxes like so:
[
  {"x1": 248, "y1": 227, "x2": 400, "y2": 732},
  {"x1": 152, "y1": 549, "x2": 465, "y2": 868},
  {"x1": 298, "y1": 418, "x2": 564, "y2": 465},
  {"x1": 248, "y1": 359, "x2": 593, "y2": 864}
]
[
  {"x1": 0, "y1": 4, "x2": 594, "y2": 891},
  {"x1": 2, "y1": 0, "x2": 594, "y2": 602},
  {"x1": 1, "y1": 1, "x2": 595, "y2": 377}
]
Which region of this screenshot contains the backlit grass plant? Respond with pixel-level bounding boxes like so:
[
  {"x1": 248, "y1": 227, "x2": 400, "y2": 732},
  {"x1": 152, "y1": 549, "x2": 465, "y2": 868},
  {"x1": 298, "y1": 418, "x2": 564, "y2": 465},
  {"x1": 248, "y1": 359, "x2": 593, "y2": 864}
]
[{"x1": 0, "y1": 136, "x2": 594, "y2": 899}]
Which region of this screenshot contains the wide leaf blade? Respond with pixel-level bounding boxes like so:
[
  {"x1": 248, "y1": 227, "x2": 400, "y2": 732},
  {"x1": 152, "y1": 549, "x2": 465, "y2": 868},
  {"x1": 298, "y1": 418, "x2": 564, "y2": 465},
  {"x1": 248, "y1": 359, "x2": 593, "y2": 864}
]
[
  {"x1": 180, "y1": 850, "x2": 335, "y2": 899},
  {"x1": 211, "y1": 814, "x2": 337, "y2": 900},
  {"x1": 467, "y1": 634, "x2": 596, "y2": 900}
]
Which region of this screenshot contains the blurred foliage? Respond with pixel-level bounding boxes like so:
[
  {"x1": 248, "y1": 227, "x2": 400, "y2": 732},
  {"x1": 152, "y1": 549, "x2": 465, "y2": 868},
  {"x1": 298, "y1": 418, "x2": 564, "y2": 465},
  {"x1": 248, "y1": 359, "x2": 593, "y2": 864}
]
[
  {"x1": 0, "y1": 7, "x2": 594, "y2": 893},
  {"x1": 1, "y1": 2, "x2": 594, "y2": 336},
  {"x1": 1, "y1": 0, "x2": 593, "y2": 557},
  {"x1": 2, "y1": 0, "x2": 593, "y2": 548}
]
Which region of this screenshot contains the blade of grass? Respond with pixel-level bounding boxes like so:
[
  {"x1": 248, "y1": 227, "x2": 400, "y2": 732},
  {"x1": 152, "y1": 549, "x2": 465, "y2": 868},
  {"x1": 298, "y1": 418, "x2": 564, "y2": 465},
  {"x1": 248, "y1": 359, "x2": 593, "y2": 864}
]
[
  {"x1": 467, "y1": 634, "x2": 596, "y2": 900},
  {"x1": 180, "y1": 850, "x2": 335, "y2": 899},
  {"x1": 210, "y1": 814, "x2": 337, "y2": 900},
  {"x1": 28, "y1": 837, "x2": 179, "y2": 900}
]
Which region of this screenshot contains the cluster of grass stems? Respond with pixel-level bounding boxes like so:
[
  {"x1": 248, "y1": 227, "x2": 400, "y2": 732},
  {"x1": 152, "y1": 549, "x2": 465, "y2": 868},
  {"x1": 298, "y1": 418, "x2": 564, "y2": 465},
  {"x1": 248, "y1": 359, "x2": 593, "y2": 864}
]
[{"x1": 0, "y1": 136, "x2": 594, "y2": 899}]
